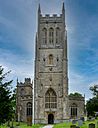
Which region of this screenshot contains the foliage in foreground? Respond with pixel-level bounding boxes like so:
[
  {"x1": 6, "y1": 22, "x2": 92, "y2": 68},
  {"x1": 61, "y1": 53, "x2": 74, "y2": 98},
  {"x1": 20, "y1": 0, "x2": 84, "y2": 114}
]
[{"x1": 0, "y1": 66, "x2": 13, "y2": 125}]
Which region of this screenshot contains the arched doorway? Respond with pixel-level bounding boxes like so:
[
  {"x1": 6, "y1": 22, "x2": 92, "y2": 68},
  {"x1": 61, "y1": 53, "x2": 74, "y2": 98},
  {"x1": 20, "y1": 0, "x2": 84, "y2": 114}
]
[{"x1": 48, "y1": 114, "x2": 54, "y2": 124}]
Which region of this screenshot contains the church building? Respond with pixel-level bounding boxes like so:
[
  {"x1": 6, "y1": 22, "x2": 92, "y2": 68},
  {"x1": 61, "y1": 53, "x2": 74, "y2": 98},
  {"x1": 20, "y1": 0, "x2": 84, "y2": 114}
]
[{"x1": 16, "y1": 3, "x2": 85, "y2": 124}]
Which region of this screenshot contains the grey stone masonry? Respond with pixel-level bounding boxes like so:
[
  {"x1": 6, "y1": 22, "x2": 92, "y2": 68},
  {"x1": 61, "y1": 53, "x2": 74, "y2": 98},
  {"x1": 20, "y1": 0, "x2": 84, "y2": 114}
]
[
  {"x1": 34, "y1": 3, "x2": 68, "y2": 124},
  {"x1": 16, "y1": 78, "x2": 32, "y2": 122}
]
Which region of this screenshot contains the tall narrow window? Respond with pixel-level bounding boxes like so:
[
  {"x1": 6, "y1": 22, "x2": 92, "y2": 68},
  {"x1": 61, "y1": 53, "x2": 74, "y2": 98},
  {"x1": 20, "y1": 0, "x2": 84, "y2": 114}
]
[
  {"x1": 42, "y1": 28, "x2": 47, "y2": 44},
  {"x1": 27, "y1": 102, "x2": 32, "y2": 116},
  {"x1": 45, "y1": 88, "x2": 57, "y2": 109},
  {"x1": 56, "y1": 27, "x2": 60, "y2": 44},
  {"x1": 71, "y1": 103, "x2": 77, "y2": 118},
  {"x1": 49, "y1": 28, "x2": 54, "y2": 44},
  {"x1": 49, "y1": 54, "x2": 53, "y2": 65}
]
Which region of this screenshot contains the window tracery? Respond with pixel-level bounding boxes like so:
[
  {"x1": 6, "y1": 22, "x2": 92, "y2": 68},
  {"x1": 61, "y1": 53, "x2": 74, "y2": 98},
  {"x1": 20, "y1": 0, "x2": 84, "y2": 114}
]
[
  {"x1": 49, "y1": 28, "x2": 54, "y2": 44},
  {"x1": 45, "y1": 88, "x2": 57, "y2": 109},
  {"x1": 27, "y1": 102, "x2": 32, "y2": 116},
  {"x1": 71, "y1": 103, "x2": 77, "y2": 117},
  {"x1": 56, "y1": 27, "x2": 60, "y2": 44},
  {"x1": 42, "y1": 28, "x2": 47, "y2": 44}
]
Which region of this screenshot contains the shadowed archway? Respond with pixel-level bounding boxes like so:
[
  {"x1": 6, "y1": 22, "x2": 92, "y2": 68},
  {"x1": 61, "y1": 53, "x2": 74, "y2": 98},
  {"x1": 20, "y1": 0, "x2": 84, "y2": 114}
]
[{"x1": 48, "y1": 114, "x2": 54, "y2": 124}]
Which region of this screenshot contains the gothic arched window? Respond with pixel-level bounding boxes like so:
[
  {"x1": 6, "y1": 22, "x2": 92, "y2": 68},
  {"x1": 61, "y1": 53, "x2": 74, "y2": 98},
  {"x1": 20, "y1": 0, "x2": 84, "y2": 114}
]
[
  {"x1": 42, "y1": 28, "x2": 47, "y2": 44},
  {"x1": 48, "y1": 54, "x2": 53, "y2": 65},
  {"x1": 70, "y1": 103, "x2": 77, "y2": 118},
  {"x1": 49, "y1": 28, "x2": 54, "y2": 44},
  {"x1": 27, "y1": 102, "x2": 32, "y2": 116},
  {"x1": 45, "y1": 88, "x2": 57, "y2": 109},
  {"x1": 56, "y1": 27, "x2": 60, "y2": 44}
]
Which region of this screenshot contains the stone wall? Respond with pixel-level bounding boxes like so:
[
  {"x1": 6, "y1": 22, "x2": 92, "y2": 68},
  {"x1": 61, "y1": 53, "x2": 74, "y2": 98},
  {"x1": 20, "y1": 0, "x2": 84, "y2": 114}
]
[
  {"x1": 16, "y1": 78, "x2": 32, "y2": 122},
  {"x1": 68, "y1": 96, "x2": 85, "y2": 119}
]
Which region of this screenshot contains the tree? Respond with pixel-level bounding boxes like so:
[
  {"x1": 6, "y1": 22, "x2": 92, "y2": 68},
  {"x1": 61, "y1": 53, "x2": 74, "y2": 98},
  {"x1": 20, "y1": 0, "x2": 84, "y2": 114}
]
[
  {"x1": 86, "y1": 97, "x2": 98, "y2": 116},
  {"x1": 90, "y1": 85, "x2": 98, "y2": 98},
  {"x1": 86, "y1": 85, "x2": 98, "y2": 117},
  {"x1": 0, "y1": 66, "x2": 13, "y2": 124},
  {"x1": 11, "y1": 88, "x2": 16, "y2": 119},
  {"x1": 69, "y1": 92, "x2": 83, "y2": 97}
]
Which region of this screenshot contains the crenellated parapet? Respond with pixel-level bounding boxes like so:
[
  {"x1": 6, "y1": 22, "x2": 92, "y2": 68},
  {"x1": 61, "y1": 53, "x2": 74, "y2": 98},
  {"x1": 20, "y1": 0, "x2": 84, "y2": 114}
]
[{"x1": 17, "y1": 78, "x2": 32, "y2": 86}]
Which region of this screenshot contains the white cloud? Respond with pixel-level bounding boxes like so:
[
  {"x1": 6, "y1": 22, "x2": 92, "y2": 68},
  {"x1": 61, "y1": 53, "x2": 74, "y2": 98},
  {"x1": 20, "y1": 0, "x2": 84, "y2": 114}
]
[
  {"x1": 69, "y1": 67, "x2": 98, "y2": 100},
  {"x1": 0, "y1": 48, "x2": 34, "y2": 88}
]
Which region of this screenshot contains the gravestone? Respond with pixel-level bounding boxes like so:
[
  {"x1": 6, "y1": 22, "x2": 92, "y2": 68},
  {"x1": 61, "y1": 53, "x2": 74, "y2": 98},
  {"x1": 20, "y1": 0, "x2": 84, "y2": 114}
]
[
  {"x1": 78, "y1": 120, "x2": 83, "y2": 127},
  {"x1": 89, "y1": 123, "x2": 95, "y2": 128},
  {"x1": 72, "y1": 120, "x2": 77, "y2": 124},
  {"x1": 84, "y1": 117, "x2": 87, "y2": 121},
  {"x1": 76, "y1": 127, "x2": 80, "y2": 128},
  {"x1": 80, "y1": 117, "x2": 84, "y2": 122},
  {"x1": 70, "y1": 125, "x2": 76, "y2": 128},
  {"x1": 91, "y1": 117, "x2": 95, "y2": 121}
]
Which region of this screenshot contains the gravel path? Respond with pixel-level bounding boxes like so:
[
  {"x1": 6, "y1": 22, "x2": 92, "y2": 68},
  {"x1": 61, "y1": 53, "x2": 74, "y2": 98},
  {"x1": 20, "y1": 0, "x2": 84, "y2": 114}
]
[{"x1": 42, "y1": 125, "x2": 54, "y2": 128}]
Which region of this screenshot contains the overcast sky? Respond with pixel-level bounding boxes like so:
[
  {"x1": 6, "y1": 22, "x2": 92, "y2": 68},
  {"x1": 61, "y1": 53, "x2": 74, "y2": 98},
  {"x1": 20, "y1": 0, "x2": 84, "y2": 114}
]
[{"x1": 0, "y1": 0, "x2": 98, "y2": 100}]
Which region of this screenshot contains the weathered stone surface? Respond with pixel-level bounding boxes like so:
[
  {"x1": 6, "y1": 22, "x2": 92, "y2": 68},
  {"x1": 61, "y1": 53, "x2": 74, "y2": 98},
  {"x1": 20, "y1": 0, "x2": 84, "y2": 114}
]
[
  {"x1": 16, "y1": 78, "x2": 32, "y2": 122},
  {"x1": 34, "y1": 3, "x2": 68, "y2": 124}
]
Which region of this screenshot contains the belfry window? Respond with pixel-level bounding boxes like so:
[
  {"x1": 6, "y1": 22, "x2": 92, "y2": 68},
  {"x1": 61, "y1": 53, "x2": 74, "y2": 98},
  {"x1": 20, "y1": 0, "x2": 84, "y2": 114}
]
[
  {"x1": 49, "y1": 28, "x2": 54, "y2": 44},
  {"x1": 56, "y1": 27, "x2": 60, "y2": 44},
  {"x1": 71, "y1": 103, "x2": 77, "y2": 117},
  {"x1": 49, "y1": 54, "x2": 53, "y2": 65},
  {"x1": 42, "y1": 28, "x2": 47, "y2": 44},
  {"x1": 27, "y1": 102, "x2": 32, "y2": 116},
  {"x1": 45, "y1": 88, "x2": 57, "y2": 109}
]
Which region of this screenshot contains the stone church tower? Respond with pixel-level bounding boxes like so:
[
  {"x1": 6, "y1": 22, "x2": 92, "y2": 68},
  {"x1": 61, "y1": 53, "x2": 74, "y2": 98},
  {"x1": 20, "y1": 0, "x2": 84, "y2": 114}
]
[
  {"x1": 16, "y1": 3, "x2": 85, "y2": 124},
  {"x1": 34, "y1": 3, "x2": 69, "y2": 124}
]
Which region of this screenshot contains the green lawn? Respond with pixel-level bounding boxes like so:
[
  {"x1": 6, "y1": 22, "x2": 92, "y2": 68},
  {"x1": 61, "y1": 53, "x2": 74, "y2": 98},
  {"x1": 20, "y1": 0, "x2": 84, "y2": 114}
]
[
  {"x1": 0, "y1": 119, "x2": 98, "y2": 128},
  {"x1": 0, "y1": 122, "x2": 44, "y2": 128},
  {"x1": 53, "y1": 122, "x2": 71, "y2": 128},
  {"x1": 53, "y1": 119, "x2": 98, "y2": 128}
]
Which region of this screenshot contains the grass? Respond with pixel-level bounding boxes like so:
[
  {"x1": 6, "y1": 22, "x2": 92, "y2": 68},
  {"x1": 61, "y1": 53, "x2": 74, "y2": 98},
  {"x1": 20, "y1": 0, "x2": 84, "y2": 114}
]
[
  {"x1": 53, "y1": 119, "x2": 98, "y2": 128},
  {"x1": 53, "y1": 122, "x2": 71, "y2": 128},
  {"x1": 0, "y1": 122, "x2": 44, "y2": 128},
  {"x1": 0, "y1": 119, "x2": 98, "y2": 128}
]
